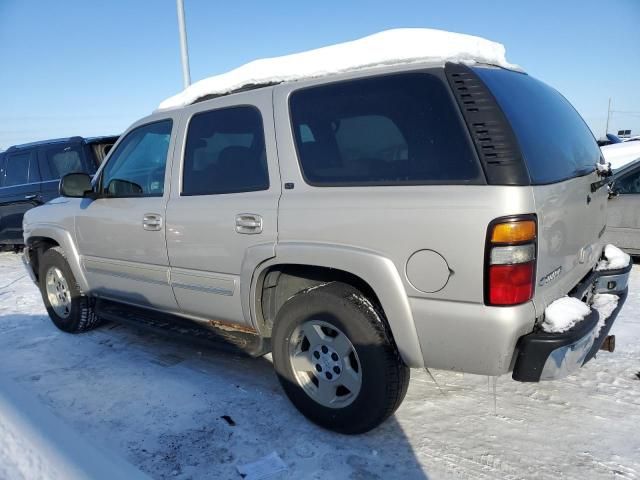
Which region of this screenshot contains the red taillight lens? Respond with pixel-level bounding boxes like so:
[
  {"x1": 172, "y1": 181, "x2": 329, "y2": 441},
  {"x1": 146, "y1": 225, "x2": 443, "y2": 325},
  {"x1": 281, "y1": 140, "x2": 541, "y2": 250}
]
[
  {"x1": 486, "y1": 216, "x2": 537, "y2": 306},
  {"x1": 488, "y1": 262, "x2": 535, "y2": 305}
]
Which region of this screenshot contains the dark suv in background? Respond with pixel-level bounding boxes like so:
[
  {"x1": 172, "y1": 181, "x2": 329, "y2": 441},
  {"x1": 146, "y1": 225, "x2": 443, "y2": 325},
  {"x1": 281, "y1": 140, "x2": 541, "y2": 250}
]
[{"x1": 0, "y1": 135, "x2": 118, "y2": 250}]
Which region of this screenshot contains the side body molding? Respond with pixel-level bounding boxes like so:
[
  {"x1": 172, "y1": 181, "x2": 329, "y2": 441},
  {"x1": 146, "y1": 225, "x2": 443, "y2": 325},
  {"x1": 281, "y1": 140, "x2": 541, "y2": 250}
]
[
  {"x1": 24, "y1": 224, "x2": 90, "y2": 293},
  {"x1": 247, "y1": 242, "x2": 425, "y2": 368}
]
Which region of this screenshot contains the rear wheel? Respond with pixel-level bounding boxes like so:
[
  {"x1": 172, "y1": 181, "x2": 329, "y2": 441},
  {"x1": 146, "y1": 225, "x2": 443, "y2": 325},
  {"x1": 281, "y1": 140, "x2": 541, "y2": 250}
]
[
  {"x1": 272, "y1": 282, "x2": 409, "y2": 434},
  {"x1": 39, "y1": 247, "x2": 101, "y2": 333}
]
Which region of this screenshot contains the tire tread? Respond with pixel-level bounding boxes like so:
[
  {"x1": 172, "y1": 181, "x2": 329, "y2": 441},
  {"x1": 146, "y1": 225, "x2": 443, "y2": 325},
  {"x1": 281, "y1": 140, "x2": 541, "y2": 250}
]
[
  {"x1": 40, "y1": 247, "x2": 101, "y2": 333},
  {"x1": 273, "y1": 281, "x2": 410, "y2": 434}
]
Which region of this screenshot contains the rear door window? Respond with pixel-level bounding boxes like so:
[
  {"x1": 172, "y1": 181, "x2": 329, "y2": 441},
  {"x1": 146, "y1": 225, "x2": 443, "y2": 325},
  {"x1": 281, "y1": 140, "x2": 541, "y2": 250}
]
[
  {"x1": 616, "y1": 168, "x2": 640, "y2": 194},
  {"x1": 2, "y1": 151, "x2": 37, "y2": 187},
  {"x1": 289, "y1": 72, "x2": 482, "y2": 186},
  {"x1": 474, "y1": 67, "x2": 601, "y2": 185},
  {"x1": 182, "y1": 106, "x2": 269, "y2": 196}
]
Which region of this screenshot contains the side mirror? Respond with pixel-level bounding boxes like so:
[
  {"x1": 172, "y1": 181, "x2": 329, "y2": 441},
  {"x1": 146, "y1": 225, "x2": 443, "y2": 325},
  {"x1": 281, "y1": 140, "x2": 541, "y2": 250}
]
[{"x1": 60, "y1": 173, "x2": 93, "y2": 198}]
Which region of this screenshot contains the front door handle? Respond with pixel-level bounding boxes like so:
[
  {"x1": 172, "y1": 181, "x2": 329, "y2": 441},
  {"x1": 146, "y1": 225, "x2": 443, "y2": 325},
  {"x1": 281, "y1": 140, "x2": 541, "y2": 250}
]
[
  {"x1": 235, "y1": 213, "x2": 263, "y2": 234},
  {"x1": 143, "y1": 213, "x2": 163, "y2": 231}
]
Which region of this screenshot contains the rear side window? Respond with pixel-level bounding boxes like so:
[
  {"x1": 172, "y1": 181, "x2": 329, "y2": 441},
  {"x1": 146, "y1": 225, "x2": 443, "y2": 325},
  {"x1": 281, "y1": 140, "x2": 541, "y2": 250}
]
[
  {"x1": 44, "y1": 145, "x2": 85, "y2": 180},
  {"x1": 2, "y1": 151, "x2": 38, "y2": 187},
  {"x1": 182, "y1": 106, "x2": 269, "y2": 196},
  {"x1": 616, "y1": 168, "x2": 640, "y2": 194},
  {"x1": 474, "y1": 67, "x2": 601, "y2": 185},
  {"x1": 289, "y1": 72, "x2": 481, "y2": 186}
]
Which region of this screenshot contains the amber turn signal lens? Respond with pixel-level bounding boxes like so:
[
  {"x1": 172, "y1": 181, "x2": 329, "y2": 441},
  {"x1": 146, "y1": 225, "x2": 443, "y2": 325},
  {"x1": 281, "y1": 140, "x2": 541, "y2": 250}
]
[{"x1": 491, "y1": 220, "x2": 536, "y2": 243}]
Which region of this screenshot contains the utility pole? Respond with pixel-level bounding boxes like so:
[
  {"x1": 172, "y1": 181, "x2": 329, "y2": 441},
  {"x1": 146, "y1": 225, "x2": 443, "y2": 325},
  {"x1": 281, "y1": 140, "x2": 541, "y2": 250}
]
[
  {"x1": 176, "y1": 0, "x2": 191, "y2": 88},
  {"x1": 605, "y1": 97, "x2": 611, "y2": 136}
]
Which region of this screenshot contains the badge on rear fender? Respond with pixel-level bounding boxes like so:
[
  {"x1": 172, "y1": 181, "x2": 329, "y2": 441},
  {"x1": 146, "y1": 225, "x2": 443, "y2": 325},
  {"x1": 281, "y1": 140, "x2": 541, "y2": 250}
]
[{"x1": 539, "y1": 266, "x2": 562, "y2": 286}]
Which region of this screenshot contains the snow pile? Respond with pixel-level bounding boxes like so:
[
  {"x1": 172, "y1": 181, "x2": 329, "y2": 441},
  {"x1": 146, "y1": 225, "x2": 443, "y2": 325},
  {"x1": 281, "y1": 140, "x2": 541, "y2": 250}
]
[
  {"x1": 601, "y1": 141, "x2": 640, "y2": 170},
  {"x1": 1, "y1": 253, "x2": 640, "y2": 478},
  {"x1": 592, "y1": 293, "x2": 619, "y2": 333},
  {"x1": 597, "y1": 244, "x2": 631, "y2": 271},
  {"x1": 542, "y1": 297, "x2": 591, "y2": 333},
  {"x1": 0, "y1": 376, "x2": 151, "y2": 480},
  {"x1": 158, "y1": 28, "x2": 519, "y2": 110}
]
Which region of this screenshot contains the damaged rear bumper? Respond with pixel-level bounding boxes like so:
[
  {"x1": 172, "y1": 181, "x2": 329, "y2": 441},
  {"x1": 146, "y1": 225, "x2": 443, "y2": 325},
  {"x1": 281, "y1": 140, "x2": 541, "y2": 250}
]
[{"x1": 512, "y1": 261, "x2": 631, "y2": 382}]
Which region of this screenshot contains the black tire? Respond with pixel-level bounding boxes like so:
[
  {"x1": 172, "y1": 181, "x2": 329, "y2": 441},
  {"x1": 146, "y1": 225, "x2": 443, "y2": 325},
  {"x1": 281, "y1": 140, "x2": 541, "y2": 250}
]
[
  {"x1": 39, "y1": 247, "x2": 101, "y2": 333},
  {"x1": 272, "y1": 282, "x2": 410, "y2": 434}
]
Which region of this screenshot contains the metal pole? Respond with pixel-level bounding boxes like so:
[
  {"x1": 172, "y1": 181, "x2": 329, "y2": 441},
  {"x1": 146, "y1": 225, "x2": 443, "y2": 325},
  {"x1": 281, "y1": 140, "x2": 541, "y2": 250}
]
[
  {"x1": 176, "y1": 0, "x2": 191, "y2": 88},
  {"x1": 605, "y1": 97, "x2": 611, "y2": 135}
]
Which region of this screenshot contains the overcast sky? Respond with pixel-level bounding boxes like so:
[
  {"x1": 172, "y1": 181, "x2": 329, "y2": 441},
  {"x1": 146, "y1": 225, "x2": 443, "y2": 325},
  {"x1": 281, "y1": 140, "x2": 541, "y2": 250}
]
[{"x1": 1, "y1": 0, "x2": 638, "y2": 149}]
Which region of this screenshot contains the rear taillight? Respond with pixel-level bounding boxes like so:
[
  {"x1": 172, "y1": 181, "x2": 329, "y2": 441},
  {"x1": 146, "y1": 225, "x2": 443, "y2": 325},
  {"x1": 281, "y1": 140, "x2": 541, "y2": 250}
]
[{"x1": 485, "y1": 216, "x2": 537, "y2": 306}]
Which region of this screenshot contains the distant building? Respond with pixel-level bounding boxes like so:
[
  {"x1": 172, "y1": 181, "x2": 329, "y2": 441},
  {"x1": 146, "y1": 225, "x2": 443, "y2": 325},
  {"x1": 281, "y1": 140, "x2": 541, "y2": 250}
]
[{"x1": 618, "y1": 129, "x2": 632, "y2": 139}]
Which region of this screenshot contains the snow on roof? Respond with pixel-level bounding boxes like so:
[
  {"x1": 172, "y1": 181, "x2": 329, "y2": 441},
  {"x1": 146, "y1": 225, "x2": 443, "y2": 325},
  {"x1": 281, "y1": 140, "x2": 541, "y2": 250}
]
[{"x1": 157, "y1": 28, "x2": 519, "y2": 110}]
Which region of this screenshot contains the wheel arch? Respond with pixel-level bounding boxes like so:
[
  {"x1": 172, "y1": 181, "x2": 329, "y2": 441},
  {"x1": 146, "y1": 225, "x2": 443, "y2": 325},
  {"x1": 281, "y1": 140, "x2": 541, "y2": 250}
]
[
  {"x1": 24, "y1": 225, "x2": 89, "y2": 292},
  {"x1": 24, "y1": 236, "x2": 59, "y2": 283},
  {"x1": 248, "y1": 242, "x2": 425, "y2": 367}
]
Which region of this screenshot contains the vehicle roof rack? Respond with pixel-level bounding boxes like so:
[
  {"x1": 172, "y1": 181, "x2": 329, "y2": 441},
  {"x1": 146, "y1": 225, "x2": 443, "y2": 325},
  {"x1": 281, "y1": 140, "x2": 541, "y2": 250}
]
[
  {"x1": 191, "y1": 82, "x2": 281, "y2": 104},
  {"x1": 8, "y1": 136, "x2": 85, "y2": 150}
]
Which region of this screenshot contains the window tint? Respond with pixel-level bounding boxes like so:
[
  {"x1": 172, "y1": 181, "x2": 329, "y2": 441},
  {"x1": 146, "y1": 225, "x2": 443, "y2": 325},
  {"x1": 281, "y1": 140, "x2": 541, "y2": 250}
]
[
  {"x1": 101, "y1": 120, "x2": 172, "y2": 197},
  {"x1": 616, "y1": 169, "x2": 640, "y2": 194},
  {"x1": 474, "y1": 67, "x2": 601, "y2": 185},
  {"x1": 182, "y1": 106, "x2": 269, "y2": 195},
  {"x1": 289, "y1": 73, "x2": 481, "y2": 186},
  {"x1": 2, "y1": 152, "x2": 34, "y2": 187},
  {"x1": 44, "y1": 145, "x2": 85, "y2": 180}
]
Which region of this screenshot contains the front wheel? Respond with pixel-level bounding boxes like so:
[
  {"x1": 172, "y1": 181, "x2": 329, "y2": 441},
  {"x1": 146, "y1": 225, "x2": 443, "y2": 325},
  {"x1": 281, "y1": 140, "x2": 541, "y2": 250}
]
[
  {"x1": 39, "y1": 247, "x2": 101, "y2": 333},
  {"x1": 272, "y1": 282, "x2": 409, "y2": 434}
]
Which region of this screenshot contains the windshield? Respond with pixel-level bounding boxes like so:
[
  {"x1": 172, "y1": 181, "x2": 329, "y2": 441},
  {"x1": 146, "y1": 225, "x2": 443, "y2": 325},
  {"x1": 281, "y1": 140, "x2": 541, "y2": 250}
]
[{"x1": 474, "y1": 67, "x2": 601, "y2": 185}]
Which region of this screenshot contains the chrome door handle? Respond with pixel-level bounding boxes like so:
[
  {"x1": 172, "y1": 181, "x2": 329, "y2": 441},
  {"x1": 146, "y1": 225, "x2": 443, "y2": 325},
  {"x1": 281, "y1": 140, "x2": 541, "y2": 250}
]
[
  {"x1": 143, "y1": 213, "x2": 163, "y2": 231},
  {"x1": 235, "y1": 213, "x2": 263, "y2": 234},
  {"x1": 25, "y1": 194, "x2": 38, "y2": 200}
]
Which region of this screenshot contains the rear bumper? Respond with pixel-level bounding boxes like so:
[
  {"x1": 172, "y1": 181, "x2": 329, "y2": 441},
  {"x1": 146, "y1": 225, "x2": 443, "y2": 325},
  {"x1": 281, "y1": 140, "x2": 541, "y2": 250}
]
[
  {"x1": 512, "y1": 261, "x2": 631, "y2": 382},
  {"x1": 410, "y1": 297, "x2": 535, "y2": 375}
]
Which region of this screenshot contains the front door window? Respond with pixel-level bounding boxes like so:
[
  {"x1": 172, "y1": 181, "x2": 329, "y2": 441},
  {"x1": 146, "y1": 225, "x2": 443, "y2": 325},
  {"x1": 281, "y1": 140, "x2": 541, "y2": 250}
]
[{"x1": 101, "y1": 120, "x2": 172, "y2": 197}]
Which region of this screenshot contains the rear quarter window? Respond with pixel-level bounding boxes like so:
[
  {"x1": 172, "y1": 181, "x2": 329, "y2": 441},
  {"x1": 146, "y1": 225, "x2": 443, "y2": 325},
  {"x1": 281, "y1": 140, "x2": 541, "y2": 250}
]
[
  {"x1": 289, "y1": 72, "x2": 482, "y2": 186},
  {"x1": 474, "y1": 67, "x2": 601, "y2": 185}
]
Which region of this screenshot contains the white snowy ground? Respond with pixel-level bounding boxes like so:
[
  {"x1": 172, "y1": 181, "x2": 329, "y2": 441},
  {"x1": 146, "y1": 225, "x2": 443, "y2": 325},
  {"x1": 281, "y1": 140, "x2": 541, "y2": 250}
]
[{"x1": 0, "y1": 252, "x2": 639, "y2": 480}]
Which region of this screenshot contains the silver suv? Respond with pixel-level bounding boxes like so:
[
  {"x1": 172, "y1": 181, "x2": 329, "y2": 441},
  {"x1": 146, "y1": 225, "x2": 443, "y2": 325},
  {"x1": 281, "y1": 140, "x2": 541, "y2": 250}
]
[{"x1": 22, "y1": 61, "x2": 630, "y2": 433}]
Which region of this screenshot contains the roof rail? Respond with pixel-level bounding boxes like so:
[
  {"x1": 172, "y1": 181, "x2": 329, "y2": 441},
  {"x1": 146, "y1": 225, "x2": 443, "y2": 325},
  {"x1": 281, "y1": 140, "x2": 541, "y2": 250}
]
[
  {"x1": 7, "y1": 136, "x2": 85, "y2": 151},
  {"x1": 192, "y1": 82, "x2": 280, "y2": 105}
]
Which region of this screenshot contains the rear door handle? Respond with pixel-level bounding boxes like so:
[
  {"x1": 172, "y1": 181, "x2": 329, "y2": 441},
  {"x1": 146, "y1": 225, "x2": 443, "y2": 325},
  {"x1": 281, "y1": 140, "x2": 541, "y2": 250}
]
[
  {"x1": 143, "y1": 213, "x2": 163, "y2": 231},
  {"x1": 25, "y1": 194, "x2": 39, "y2": 201},
  {"x1": 235, "y1": 213, "x2": 263, "y2": 234}
]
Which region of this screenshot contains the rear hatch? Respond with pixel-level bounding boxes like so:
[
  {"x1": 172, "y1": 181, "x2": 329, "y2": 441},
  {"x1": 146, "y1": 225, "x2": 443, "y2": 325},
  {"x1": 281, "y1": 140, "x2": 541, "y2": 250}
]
[{"x1": 475, "y1": 67, "x2": 607, "y2": 313}]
